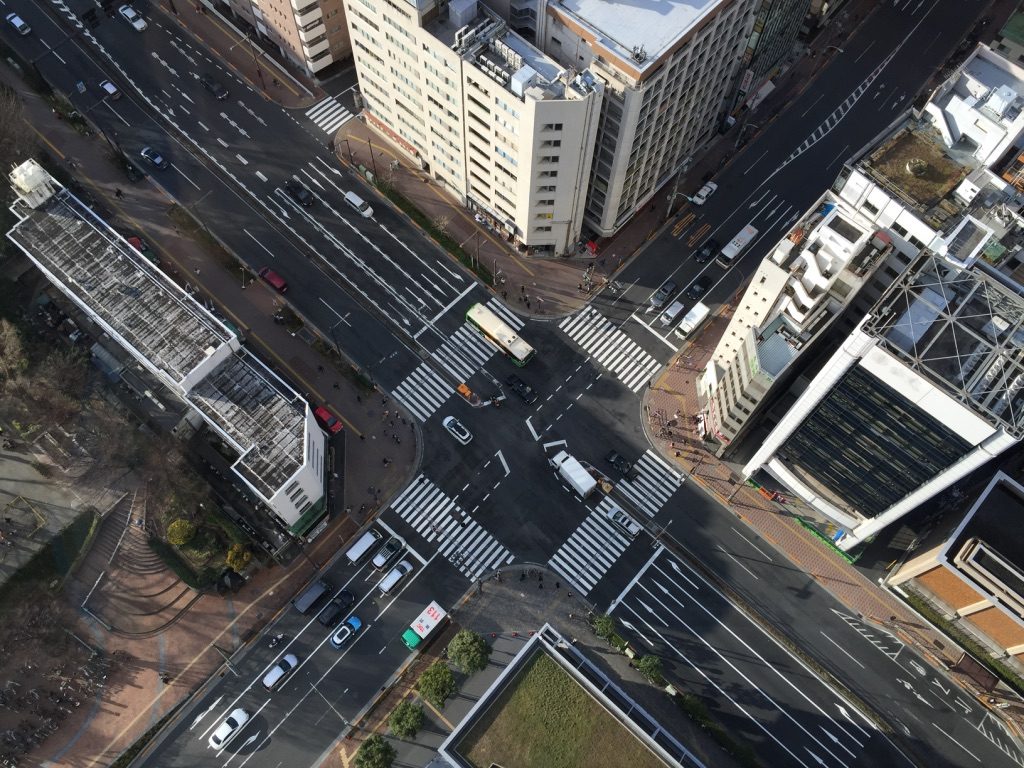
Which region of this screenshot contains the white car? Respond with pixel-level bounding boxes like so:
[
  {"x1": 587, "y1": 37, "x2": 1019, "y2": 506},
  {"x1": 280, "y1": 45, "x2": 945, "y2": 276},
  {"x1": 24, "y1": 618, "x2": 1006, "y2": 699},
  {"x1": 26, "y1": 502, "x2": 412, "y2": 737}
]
[
  {"x1": 99, "y1": 80, "x2": 121, "y2": 100},
  {"x1": 442, "y1": 416, "x2": 472, "y2": 445},
  {"x1": 208, "y1": 707, "x2": 249, "y2": 750},
  {"x1": 691, "y1": 181, "x2": 718, "y2": 206},
  {"x1": 605, "y1": 504, "x2": 642, "y2": 539},
  {"x1": 261, "y1": 653, "x2": 299, "y2": 692},
  {"x1": 6, "y1": 13, "x2": 31, "y2": 35},
  {"x1": 118, "y1": 4, "x2": 148, "y2": 31}
]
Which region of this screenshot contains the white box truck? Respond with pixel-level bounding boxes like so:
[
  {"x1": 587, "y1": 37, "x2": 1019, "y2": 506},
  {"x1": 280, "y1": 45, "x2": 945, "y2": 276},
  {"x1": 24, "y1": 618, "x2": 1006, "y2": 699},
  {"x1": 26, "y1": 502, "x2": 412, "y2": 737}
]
[
  {"x1": 402, "y1": 601, "x2": 446, "y2": 650},
  {"x1": 717, "y1": 224, "x2": 758, "y2": 267},
  {"x1": 550, "y1": 450, "x2": 597, "y2": 498},
  {"x1": 675, "y1": 302, "x2": 710, "y2": 340}
]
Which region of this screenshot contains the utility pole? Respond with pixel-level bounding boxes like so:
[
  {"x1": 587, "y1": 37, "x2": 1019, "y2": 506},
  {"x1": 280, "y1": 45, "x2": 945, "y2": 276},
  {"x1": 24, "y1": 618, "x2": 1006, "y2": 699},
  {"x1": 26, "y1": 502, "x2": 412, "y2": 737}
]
[
  {"x1": 245, "y1": 35, "x2": 266, "y2": 92},
  {"x1": 343, "y1": 138, "x2": 355, "y2": 164},
  {"x1": 212, "y1": 644, "x2": 240, "y2": 676},
  {"x1": 366, "y1": 138, "x2": 379, "y2": 176}
]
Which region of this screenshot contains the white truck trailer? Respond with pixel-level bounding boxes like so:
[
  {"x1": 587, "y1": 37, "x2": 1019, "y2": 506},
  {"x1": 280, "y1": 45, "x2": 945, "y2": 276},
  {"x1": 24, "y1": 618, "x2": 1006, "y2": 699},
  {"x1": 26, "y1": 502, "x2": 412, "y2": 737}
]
[{"x1": 550, "y1": 450, "x2": 597, "y2": 498}]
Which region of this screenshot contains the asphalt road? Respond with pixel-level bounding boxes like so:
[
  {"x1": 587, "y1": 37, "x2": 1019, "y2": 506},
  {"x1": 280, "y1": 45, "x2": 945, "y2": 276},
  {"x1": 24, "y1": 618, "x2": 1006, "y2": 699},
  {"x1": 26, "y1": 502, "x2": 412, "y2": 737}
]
[{"x1": 6, "y1": 0, "x2": 1024, "y2": 766}]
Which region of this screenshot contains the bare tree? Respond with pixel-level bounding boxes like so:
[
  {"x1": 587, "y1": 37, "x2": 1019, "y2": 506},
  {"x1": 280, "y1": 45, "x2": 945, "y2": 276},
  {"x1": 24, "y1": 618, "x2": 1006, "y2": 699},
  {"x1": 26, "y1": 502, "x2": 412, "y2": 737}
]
[
  {"x1": 0, "y1": 318, "x2": 27, "y2": 383},
  {"x1": 0, "y1": 86, "x2": 36, "y2": 171}
]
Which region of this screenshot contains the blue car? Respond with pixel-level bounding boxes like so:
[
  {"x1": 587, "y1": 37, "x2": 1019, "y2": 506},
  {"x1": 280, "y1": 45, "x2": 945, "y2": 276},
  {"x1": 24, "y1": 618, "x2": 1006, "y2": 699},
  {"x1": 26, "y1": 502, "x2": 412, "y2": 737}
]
[{"x1": 330, "y1": 615, "x2": 362, "y2": 649}]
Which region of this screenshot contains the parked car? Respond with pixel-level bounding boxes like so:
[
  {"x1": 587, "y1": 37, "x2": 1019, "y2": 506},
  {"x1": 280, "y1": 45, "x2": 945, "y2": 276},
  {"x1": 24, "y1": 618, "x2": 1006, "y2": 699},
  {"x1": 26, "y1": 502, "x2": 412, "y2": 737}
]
[
  {"x1": 651, "y1": 280, "x2": 678, "y2": 308},
  {"x1": 605, "y1": 450, "x2": 632, "y2": 475},
  {"x1": 313, "y1": 405, "x2": 343, "y2": 434},
  {"x1": 691, "y1": 181, "x2": 717, "y2": 206},
  {"x1": 284, "y1": 179, "x2": 314, "y2": 207},
  {"x1": 372, "y1": 537, "x2": 402, "y2": 570},
  {"x1": 258, "y1": 267, "x2": 288, "y2": 293},
  {"x1": 686, "y1": 280, "x2": 708, "y2": 300},
  {"x1": 200, "y1": 74, "x2": 229, "y2": 100},
  {"x1": 505, "y1": 374, "x2": 537, "y2": 404},
  {"x1": 99, "y1": 80, "x2": 121, "y2": 100},
  {"x1": 208, "y1": 708, "x2": 249, "y2": 750},
  {"x1": 261, "y1": 653, "x2": 298, "y2": 691},
  {"x1": 442, "y1": 415, "x2": 472, "y2": 445},
  {"x1": 694, "y1": 238, "x2": 718, "y2": 263},
  {"x1": 6, "y1": 14, "x2": 31, "y2": 35},
  {"x1": 118, "y1": 4, "x2": 147, "y2": 31},
  {"x1": 330, "y1": 615, "x2": 362, "y2": 649},
  {"x1": 139, "y1": 146, "x2": 168, "y2": 169},
  {"x1": 317, "y1": 590, "x2": 355, "y2": 626}
]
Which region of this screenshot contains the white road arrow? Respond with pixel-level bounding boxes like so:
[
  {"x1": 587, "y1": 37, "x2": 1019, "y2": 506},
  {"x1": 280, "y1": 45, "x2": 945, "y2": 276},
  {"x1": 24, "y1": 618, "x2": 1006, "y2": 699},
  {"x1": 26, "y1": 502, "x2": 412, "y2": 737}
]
[{"x1": 189, "y1": 695, "x2": 223, "y2": 730}]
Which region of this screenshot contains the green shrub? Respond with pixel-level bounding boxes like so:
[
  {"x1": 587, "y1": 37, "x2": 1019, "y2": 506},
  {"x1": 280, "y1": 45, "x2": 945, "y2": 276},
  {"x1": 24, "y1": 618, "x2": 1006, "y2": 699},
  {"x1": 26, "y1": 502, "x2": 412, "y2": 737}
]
[
  {"x1": 447, "y1": 629, "x2": 491, "y2": 674},
  {"x1": 166, "y1": 518, "x2": 196, "y2": 547},
  {"x1": 225, "y1": 543, "x2": 251, "y2": 572},
  {"x1": 417, "y1": 661, "x2": 456, "y2": 708},
  {"x1": 388, "y1": 700, "x2": 424, "y2": 738},
  {"x1": 354, "y1": 734, "x2": 396, "y2": 768}
]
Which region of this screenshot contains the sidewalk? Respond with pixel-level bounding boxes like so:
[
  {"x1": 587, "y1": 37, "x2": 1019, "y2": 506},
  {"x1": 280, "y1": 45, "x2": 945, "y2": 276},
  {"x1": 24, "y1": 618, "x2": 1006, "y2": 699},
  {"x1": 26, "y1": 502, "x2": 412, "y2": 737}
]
[{"x1": 5, "y1": 50, "x2": 417, "y2": 768}]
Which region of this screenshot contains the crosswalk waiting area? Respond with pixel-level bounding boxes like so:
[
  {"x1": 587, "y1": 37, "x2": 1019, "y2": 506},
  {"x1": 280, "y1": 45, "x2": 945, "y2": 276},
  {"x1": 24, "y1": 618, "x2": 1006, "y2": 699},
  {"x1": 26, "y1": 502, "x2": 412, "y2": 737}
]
[
  {"x1": 616, "y1": 450, "x2": 685, "y2": 518},
  {"x1": 304, "y1": 96, "x2": 353, "y2": 135},
  {"x1": 559, "y1": 307, "x2": 662, "y2": 393},
  {"x1": 390, "y1": 475, "x2": 514, "y2": 582},
  {"x1": 390, "y1": 298, "x2": 522, "y2": 422},
  {"x1": 548, "y1": 497, "x2": 634, "y2": 596}
]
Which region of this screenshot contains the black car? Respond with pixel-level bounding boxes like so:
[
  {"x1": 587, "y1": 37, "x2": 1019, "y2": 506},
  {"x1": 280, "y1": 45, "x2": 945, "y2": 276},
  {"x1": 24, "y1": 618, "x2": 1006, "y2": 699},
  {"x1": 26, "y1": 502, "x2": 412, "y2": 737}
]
[
  {"x1": 651, "y1": 280, "x2": 677, "y2": 308},
  {"x1": 317, "y1": 589, "x2": 355, "y2": 627},
  {"x1": 284, "y1": 179, "x2": 314, "y2": 207},
  {"x1": 694, "y1": 238, "x2": 719, "y2": 263},
  {"x1": 605, "y1": 450, "x2": 632, "y2": 475},
  {"x1": 200, "y1": 74, "x2": 229, "y2": 100},
  {"x1": 506, "y1": 374, "x2": 538, "y2": 404},
  {"x1": 686, "y1": 280, "x2": 708, "y2": 300}
]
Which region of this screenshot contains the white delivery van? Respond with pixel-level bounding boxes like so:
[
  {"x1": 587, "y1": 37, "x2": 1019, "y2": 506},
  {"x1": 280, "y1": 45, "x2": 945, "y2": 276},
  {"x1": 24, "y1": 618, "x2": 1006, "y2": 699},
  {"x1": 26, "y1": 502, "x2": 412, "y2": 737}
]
[
  {"x1": 717, "y1": 224, "x2": 758, "y2": 267},
  {"x1": 675, "y1": 302, "x2": 710, "y2": 339},
  {"x1": 345, "y1": 529, "x2": 382, "y2": 565},
  {"x1": 345, "y1": 191, "x2": 373, "y2": 218}
]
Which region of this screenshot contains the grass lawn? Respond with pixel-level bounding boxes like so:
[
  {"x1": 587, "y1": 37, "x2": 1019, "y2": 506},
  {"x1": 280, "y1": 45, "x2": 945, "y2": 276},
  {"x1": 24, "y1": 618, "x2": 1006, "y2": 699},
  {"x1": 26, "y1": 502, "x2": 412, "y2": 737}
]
[{"x1": 460, "y1": 652, "x2": 667, "y2": 768}]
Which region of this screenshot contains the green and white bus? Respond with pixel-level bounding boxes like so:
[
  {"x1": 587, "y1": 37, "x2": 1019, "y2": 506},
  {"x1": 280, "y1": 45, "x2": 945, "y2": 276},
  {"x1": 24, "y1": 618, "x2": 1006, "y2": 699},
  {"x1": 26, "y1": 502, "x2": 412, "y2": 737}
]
[{"x1": 466, "y1": 303, "x2": 535, "y2": 366}]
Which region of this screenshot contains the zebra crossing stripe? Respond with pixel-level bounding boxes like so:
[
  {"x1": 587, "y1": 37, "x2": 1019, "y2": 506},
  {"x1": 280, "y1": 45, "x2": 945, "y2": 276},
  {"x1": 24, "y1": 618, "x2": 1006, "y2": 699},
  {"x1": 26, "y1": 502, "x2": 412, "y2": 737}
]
[
  {"x1": 485, "y1": 298, "x2": 524, "y2": 329},
  {"x1": 547, "y1": 500, "x2": 632, "y2": 596},
  {"x1": 305, "y1": 97, "x2": 353, "y2": 134},
  {"x1": 389, "y1": 475, "x2": 513, "y2": 580},
  {"x1": 560, "y1": 308, "x2": 662, "y2": 392},
  {"x1": 392, "y1": 363, "x2": 450, "y2": 422},
  {"x1": 615, "y1": 450, "x2": 684, "y2": 517}
]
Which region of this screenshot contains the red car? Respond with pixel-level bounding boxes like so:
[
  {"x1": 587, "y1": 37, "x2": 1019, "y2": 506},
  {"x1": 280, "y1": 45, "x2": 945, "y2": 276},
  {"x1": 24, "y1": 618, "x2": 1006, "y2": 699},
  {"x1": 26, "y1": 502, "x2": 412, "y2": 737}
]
[{"x1": 313, "y1": 406, "x2": 343, "y2": 434}]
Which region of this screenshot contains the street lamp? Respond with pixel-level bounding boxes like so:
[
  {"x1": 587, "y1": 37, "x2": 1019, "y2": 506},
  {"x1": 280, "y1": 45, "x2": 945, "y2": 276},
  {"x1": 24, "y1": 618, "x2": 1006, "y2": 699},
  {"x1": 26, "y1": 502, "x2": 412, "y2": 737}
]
[{"x1": 735, "y1": 121, "x2": 759, "y2": 148}]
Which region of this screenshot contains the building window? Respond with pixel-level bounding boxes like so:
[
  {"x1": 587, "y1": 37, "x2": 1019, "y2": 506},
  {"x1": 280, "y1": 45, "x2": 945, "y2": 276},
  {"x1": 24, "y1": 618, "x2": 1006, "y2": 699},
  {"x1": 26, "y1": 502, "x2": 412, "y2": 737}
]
[{"x1": 862, "y1": 200, "x2": 879, "y2": 215}]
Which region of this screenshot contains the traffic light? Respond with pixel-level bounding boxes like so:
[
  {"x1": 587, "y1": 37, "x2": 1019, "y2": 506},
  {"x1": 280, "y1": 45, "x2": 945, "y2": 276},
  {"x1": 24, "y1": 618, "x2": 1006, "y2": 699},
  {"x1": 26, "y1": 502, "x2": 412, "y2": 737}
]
[{"x1": 82, "y1": 8, "x2": 100, "y2": 28}]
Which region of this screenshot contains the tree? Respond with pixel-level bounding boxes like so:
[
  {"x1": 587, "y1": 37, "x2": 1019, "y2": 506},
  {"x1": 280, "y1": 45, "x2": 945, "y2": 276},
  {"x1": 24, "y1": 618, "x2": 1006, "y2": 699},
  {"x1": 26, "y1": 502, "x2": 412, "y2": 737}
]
[
  {"x1": 593, "y1": 613, "x2": 616, "y2": 642},
  {"x1": 635, "y1": 655, "x2": 664, "y2": 685},
  {"x1": 388, "y1": 700, "x2": 424, "y2": 739},
  {"x1": 417, "y1": 661, "x2": 456, "y2": 708},
  {"x1": 354, "y1": 734, "x2": 395, "y2": 768},
  {"x1": 225, "y1": 543, "x2": 251, "y2": 571},
  {"x1": 166, "y1": 518, "x2": 196, "y2": 547},
  {"x1": 447, "y1": 629, "x2": 490, "y2": 674},
  {"x1": 0, "y1": 319, "x2": 26, "y2": 383}
]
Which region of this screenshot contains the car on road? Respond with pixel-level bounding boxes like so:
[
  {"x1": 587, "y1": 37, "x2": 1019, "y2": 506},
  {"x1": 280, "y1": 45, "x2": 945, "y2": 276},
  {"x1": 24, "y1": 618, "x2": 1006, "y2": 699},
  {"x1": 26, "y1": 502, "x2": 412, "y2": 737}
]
[
  {"x1": 262, "y1": 653, "x2": 299, "y2": 692},
  {"x1": 605, "y1": 450, "x2": 632, "y2": 475},
  {"x1": 694, "y1": 238, "x2": 718, "y2": 263},
  {"x1": 651, "y1": 280, "x2": 678, "y2": 308},
  {"x1": 605, "y1": 505, "x2": 643, "y2": 539},
  {"x1": 258, "y1": 267, "x2": 288, "y2": 293},
  {"x1": 200, "y1": 74, "x2": 229, "y2": 100},
  {"x1": 505, "y1": 374, "x2": 537, "y2": 404},
  {"x1": 379, "y1": 560, "x2": 413, "y2": 594},
  {"x1": 284, "y1": 179, "x2": 314, "y2": 207},
  {"x1": 330, "y1": 615, "x2": 362, "y2": 649},
  {"x1": 317, "y1": 590, "x2": 355, "y2": 626},
  {"x1": 372, "y1": 536, "x2": 402, "y2": 570},
  {"x1": 686, "y1": 280, "x2": 708, "y2": 301},
  {"x1": 99, "y1": 80, "x2": 121, "y2": 100},
  {"x1": 691, "y1": 181, "x2": 717, "y2": 206},
  {"x1": 139, "y1": 146, "x2": 168, "y2": 170},
  {"x1": 313, "y1": 405, "x2": 343, "y2": 434},
  {"x1": 118, "y1": 4, "x2": 147, "y2": 31},
  {"x1": 6, "y1": 13, "x2": 31, "y2": 35},
  {"x1": 208, "y1": 708, "x2": 249, "y2": 749},
  {"x1": 442, "y1": 415, "x2": 472, "y2": 445}
]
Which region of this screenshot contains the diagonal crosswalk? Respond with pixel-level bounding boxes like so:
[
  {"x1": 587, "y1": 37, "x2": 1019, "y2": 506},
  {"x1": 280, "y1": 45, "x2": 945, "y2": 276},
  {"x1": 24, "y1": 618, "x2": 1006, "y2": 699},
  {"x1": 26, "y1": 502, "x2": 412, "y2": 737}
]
[
  {"x1": 548, "y1": 497, "x2": 634, "y2": 596},
  {"x1": 559, "y1": 307, "x2": 662, "y2": 392},
  {"x1": 390, "y1": 475, "x2": 514, "y2": 581},
  {"x1": 615, "y1": 450, "x2": 684, "y2": 518},
  {"x1": 392, "y1": 363, "x2": 450, "y2": 423},
  {"x1": 305, "y1": 96, "x2": 353, "y2": 135}
]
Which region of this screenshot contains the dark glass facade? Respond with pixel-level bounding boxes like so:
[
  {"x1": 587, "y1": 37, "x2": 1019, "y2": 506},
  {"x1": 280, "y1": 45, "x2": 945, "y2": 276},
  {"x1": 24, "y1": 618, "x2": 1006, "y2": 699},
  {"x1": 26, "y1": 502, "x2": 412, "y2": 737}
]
[{"x1": 781, "y1": 366, "x2": 972, "y2": 517}]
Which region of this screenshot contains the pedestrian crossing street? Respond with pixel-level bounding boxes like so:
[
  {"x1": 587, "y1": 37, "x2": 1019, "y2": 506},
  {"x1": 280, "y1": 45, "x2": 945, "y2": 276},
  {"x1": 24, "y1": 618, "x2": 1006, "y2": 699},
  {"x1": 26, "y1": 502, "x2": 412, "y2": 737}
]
[
  {"x1": 616, "y1": 450, "x2": 685, "y2": 518},
  {"x1": 548, "y1": 497, "x2": 634, "y2": 596},
  {"x1": 390, "y1": 475, "x2": 514, "y2": 581},
  {"x1": 391, "y1": 298, "x2": 522, "y2": 422},
  {"x1": 305, "y1": 96, "x2": 353, "y2": 135},
  {"x1": 559, "y1": 307, "x2": 662, "y2": 393}
]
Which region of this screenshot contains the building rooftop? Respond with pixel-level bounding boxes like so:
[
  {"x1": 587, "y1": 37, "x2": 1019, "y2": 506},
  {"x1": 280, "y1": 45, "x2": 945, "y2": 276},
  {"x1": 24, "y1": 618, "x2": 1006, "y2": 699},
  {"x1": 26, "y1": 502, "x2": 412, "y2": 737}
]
[
  {"x1": 861, "y1": 126, "x2": 967, "y2": 213},
  {"x1": 943, "y1": 472, "x2": 1024, "y2": 625},
  {"x1": 999, "y1": 10, "x2": 1024, "y2": 48},
  {"x1": 551, "y1": 0, "x2": 721, "y2": 72},
  {"x1": 863, "y1": 250, "x2": 1024, "y2": 436}
]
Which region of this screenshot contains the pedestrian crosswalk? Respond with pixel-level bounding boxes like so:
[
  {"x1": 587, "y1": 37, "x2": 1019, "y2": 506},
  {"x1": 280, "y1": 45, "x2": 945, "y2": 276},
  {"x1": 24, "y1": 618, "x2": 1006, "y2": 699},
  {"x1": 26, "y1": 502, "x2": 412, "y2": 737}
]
[
  {"x1": 483, "y1": 297, "x2": 524, "y2": 329},
  {"x1": 548, "y1": 498, "x2": 634, "y2": 596},
  {"x1": 430, "y1": 324, "x2": 497, "y2": 382},
  {"x1": 305, "y1": 96, "x2": 353, "y2": 135},
  {"x1": 390, "y1": 475, "x2": 514, "y2": 581},
  {"x1": 392, "y1": 362, "x2": 450, "y2": 423},
  {"x1": 559, "y1": 307, "x2": 662, "y2": 392},
  {"x1": 615, "y1": 450, "x2": 685, "y2": 518}
]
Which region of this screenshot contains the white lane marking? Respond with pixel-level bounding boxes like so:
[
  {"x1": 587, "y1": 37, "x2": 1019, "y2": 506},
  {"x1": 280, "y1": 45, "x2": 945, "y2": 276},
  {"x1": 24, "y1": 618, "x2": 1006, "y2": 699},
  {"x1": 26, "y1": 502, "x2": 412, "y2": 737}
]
[
  {"x1": 525, "y1": 417, "x2": 540, "y2": 441},
  {"x1": 931, "y1": 722, "x2": 982, "y2": 762},
  {"x1": 819, "y1": 631, "x2": 866, "y2": 669},
  {"x1": 495, "y1": 450, "x2": 509, "y2": 476},
  {"x1": 171, "y1": 164, "x2": 201, "y2": 190},
  {"x1": 730, "y1": 527, "x2": 774, "y2": 561}
]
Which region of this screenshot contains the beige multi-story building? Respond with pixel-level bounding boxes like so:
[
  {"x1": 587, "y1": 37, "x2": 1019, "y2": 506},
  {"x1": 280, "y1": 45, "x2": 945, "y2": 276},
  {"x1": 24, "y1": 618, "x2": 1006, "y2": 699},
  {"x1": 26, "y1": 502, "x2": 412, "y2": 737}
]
[
  {"x1": 347, "y1": 0, "x2": 603, "y2": 255},
  {"x1": 348, "y1": 0, "x2": 757, "y2": 248},
  {"x1": 218, "y1": 0, "x2": 351, "y2": 77}
]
